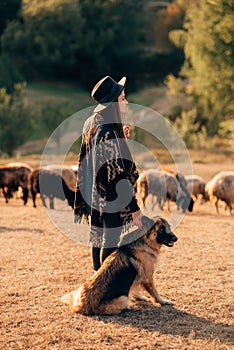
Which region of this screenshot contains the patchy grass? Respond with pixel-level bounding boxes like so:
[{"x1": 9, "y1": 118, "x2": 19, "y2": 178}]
[
  {"x1": 0, "y1": 189, "x2": 233, "y2": 349},
  {"x1": 25, "y1": 81, "x2": 91, "y2": 107},
  {"x1": 1, "y1": 152, "x2": 234, "y2": 349}
]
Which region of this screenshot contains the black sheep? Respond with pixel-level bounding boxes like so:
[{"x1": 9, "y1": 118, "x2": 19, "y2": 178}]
[{"x1": 0, "y1": 163, "x2": 32, "y2": 205}]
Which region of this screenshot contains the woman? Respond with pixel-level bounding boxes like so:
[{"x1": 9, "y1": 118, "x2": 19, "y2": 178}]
[{"x1": 74, "y1": 76, "x2": 142, "y2": 271}]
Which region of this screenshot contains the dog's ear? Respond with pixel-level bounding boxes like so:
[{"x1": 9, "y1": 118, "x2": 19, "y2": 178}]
[{"x1": 141, "y1": 216, "x2": 155, "y2": 230}]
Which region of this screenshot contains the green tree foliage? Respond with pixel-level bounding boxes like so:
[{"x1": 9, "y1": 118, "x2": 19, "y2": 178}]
[
  {"x1": 0, "y1": 0, "x2": 21, "y2": 37},
  {"x1": 0, "y1": 82, "x2": 33, "y2": 156},
  {"x1": 2, "y1": 0, "x2": 146, "y2": 87},
  {"x1": 2, "y1": 0, "x2": 83, "y2": 77},
  {"x1": 0, "y1": 54, "x2": 23, "y2": 93},
  {"x1": 169, "y1": 0, "x2": 234, "y2": 136},
  {"x1": 76, "y1": 0, "x2": 146, "y2": 88}
]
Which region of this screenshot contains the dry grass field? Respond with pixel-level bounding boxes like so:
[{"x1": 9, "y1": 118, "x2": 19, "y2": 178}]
[{"x1": 1, "y1": 154, "x2": 234, "y2": 350}]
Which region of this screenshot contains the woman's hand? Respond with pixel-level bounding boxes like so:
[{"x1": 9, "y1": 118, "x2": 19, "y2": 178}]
[{"x1": 132, "y1": 210, "x2": 143, "y2": 229}]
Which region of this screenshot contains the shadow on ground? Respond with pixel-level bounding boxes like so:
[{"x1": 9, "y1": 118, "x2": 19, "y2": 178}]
[
  {"x1": 96, "y1": 305, "x2": 233, "y2": 344},
  {"x1": 0, "y1": 226, "x2": 44, "y2": 234}
]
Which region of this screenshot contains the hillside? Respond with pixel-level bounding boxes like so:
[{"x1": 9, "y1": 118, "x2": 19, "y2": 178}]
[{"x1": 3, "y1": 81, "x2": 232, "y2": 159}]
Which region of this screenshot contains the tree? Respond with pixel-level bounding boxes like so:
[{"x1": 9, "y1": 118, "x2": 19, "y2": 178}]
[
  {"x1": 76, "y1": 0, "x2": 146, "y2": 89},
  {"x1": 0, "y1": 54, "x2": 23, "y2": 93},
  {"x1": 0, "y1": 0, "x2": 21, "y2": 37},
  {"x1": 2, "y1": 0, "x2": 147, "y2": 88},
  {"x1": 0, "y1": 82, "x2": 33, "y2": 156},
  {"x1": 169, "y1": 0, "x2": 234, "y2": 136},
  {"x1": 146, "y1": 1, "x2": 186, "y2": 53},
  {"x1": 2, "y1": 0, "x2": 83, "y2": 78}
]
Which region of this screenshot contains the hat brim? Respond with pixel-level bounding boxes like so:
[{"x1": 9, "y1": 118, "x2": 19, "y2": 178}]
[{"x1": 94, "y1": 77, "x2": 126, "y2": 113}]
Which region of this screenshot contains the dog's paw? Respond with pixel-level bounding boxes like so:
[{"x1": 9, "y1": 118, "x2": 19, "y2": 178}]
[
  {"x1": 159, "y1": 298, "x2": 173, "y2": 306},
  {"x1": 131, "y1": 294, "x2": 151, "y2": 303}
]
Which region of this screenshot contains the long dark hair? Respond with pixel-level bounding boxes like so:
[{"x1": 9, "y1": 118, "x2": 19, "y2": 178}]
[{"x1": 86, "y1": 100, "x2": 124, "y2": 147}]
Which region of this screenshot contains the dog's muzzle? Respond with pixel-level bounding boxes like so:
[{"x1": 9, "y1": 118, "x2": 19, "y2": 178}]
[
  {"x1": 167, "y1": 235, "x2": 177, "y2": 247},
  {"x1": 157, "y1": 231, "x2": 178, "y2": 247}
]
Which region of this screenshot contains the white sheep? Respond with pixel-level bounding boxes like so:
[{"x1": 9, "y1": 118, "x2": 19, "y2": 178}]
[
  {"x1": 136, "y1": 169, "x2": 194, "y2": 213},
  {"x1": 205, "y1": 171, "x2": 234, "y2": 215}
]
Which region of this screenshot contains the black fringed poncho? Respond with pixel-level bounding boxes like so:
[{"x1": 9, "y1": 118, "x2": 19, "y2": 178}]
[{"x1": 74, "y1": 113, "x2": 140, "y2": 246}]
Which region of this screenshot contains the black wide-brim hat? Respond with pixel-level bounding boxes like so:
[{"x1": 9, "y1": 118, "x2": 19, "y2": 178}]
[{"x1": 91, "y1": 76, "x2": 126, "y2": 113}]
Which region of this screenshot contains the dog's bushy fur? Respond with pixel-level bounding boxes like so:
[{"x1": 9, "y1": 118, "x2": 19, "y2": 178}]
[{"x1": 60, "y1": 216, "x2": 177, "y2": 315}]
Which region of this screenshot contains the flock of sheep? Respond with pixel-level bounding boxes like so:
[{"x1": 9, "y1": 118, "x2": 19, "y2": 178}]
[
  {"x1": 136, "y1": 167, "x2": 234, "y2": 215},
  {"x1": 0, "y1": 162, "x2": 233, "y2": 215},
  {"x1": 0, "y1": 163, "x2": 76, "y2": 210}
]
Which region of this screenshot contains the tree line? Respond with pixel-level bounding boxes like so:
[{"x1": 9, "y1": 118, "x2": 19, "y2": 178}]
[
  {"x1": 0, "y1": 0, "x2": 233, "y2": 156},
  {"x1": 1, "y1": 0, "x2": 183, "y2": 90},
  {"x1": 167, "y1": 0, "x2": 233, "y2": 138}
]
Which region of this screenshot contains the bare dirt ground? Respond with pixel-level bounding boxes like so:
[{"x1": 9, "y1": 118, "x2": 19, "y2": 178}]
[{"x1": 1, "y1": 158, "x2": 234, "y2": 350}]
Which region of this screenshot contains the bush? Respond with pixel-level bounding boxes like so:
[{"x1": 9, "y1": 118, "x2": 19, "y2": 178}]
[
  {"x1": 0, "y1": 82, "x2": 33, "y2": 156},
  {"x1": 0, "y1": 54, "x2": 23, "y2": 93}
]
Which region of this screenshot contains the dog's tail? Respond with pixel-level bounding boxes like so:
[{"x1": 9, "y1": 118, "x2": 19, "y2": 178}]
[{"x1": 60, "y1": 286, "x2": 83, "y2": 313}]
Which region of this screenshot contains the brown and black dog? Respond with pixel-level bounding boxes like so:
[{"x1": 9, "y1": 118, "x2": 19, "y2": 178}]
[{"x1": 60, "y1": 216, "x2": 177, "y2": 315}]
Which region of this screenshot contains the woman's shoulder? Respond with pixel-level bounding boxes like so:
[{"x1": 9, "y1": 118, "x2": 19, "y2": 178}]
[
  {"x1": 82, "y1": 115, "x2": 95, "y2": 135},
  {"x1": 83, "y1": 113, "x2": 108, "y2": 134}
]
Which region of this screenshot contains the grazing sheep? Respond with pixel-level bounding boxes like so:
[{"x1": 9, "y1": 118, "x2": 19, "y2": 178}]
[
  {"x1": 136, "y1": 169, "x2": 194, "y2": 213},
  {"x1": 43, "y1": 165, "x2": 77, "y2": 190},
  {"x1": 0, "y1": 163, "x2": 33, "y2": 205},
  {"x1": 157, "y1": 165, "x2": 194, "y2": 211},
  {"x1": 205, "y1": 171, "x2": 234, "y2": 215},
  {"x1": 158, "y1": 165, "x2": 188, "y2": 190},
  {"x1": 185, "y1": 175, "x2": 207, "y2": 202},
  {"x1": 30, "y1": 169, "x2": 75, "y2": 209}
]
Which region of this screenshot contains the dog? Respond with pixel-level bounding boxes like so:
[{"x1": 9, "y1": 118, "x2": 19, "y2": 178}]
[{"x1": 60, "y1": 216, "x2": 178, "y2": 315}]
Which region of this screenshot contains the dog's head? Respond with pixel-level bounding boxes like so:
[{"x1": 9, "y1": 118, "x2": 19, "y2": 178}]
[{"x1": 143, "y1": 216, "x2": 177, "y2": 247}]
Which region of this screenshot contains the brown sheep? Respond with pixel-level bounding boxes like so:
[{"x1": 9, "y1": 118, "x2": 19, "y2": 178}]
[
  {"x1": 43, "y1": 165, "x2": 77, "y2": 190},
  {"x1": 185, "y1": 174, "x2": 207, "y2": 202},
  {"x1": 30, "y1": 169, "x2": 75, "y2": 209}
]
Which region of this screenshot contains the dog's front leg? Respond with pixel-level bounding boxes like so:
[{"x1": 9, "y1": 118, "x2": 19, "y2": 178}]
[{"x1": 142, "y1": 280, "x2": 173, "y2": 306}]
